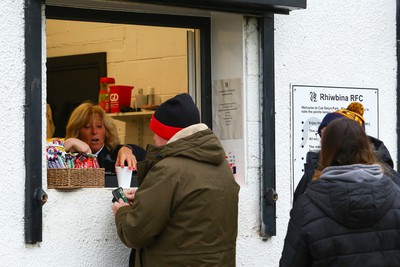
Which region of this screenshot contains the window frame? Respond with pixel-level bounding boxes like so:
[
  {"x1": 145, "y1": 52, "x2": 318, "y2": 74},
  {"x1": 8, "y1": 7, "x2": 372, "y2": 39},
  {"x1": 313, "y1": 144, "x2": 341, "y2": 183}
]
[
  {"x1": 25, "y1": 0, "x2": 283, "y2": 243},
  {"x1": 25, "y1": 0, "x2": 43, "y2": 244},
  {"x1": 25, "y1": 2, "x2": 212, "y2": 243},
  {"x1": 124, "y1": 0, "x2": 306, "y2": 14}
]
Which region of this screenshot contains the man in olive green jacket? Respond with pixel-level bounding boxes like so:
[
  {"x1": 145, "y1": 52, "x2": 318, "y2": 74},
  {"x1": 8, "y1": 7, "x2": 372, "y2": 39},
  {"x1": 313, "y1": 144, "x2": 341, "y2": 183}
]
[{"x1": 112, "y1": 93, "x2": 240, "y2": 267}]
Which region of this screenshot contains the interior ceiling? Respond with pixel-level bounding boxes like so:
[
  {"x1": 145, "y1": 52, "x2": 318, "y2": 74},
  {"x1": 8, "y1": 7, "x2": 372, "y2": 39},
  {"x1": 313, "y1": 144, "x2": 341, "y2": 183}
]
[{"x1": 46, "y1": 0, "x2": 211, "y2": 17}]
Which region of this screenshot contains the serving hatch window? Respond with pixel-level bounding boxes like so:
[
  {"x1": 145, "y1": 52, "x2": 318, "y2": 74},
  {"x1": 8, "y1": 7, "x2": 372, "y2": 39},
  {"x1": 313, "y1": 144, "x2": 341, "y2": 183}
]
[{"x1": 46, "y1": 19, "x2": 193, "y2": 146}]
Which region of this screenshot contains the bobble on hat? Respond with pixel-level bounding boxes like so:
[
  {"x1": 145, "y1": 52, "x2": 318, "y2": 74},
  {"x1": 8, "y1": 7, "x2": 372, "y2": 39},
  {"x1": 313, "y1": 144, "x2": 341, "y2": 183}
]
[
  {"x1": 149, "y1": 93, "x2": 200, "y2": 140},
  {"x1": 347, "y1": 102, "x2": 364, "y2": 116},
  {"x1": 317, "y1": 102, "x2": 365, "y2": 135}
]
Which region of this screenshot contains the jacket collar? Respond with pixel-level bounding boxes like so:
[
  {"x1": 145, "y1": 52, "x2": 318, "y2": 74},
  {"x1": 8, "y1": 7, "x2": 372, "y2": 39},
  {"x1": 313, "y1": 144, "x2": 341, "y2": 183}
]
[{"x1": 167, "y1": 123, "x2": 208, "y2": 144}]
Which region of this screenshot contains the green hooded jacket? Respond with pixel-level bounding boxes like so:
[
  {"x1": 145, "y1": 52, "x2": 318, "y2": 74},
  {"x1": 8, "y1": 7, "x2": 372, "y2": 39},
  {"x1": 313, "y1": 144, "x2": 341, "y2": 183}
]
[{"x1": 115, "y1": 123, "x2": 240, "y2": 267}]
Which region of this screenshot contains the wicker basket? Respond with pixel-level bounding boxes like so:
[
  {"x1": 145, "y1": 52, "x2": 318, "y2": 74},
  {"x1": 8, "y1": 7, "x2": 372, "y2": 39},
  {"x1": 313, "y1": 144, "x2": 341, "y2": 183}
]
[{"x1": 47, "y1": 168, "x2": 105, "y2": 189}]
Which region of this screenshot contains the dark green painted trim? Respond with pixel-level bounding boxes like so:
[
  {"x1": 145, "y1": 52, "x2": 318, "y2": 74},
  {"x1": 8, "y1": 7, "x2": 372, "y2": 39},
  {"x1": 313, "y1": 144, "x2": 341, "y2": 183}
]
[
  {"x1": 126, "y1": 0, "x2": 306, "y2": 14},
  {"x1": 25, "y1": 0, "x2": 43, "y2": 243},
  {"x1": 261, "y1": 14, "x2": 276, "y2": 237}
]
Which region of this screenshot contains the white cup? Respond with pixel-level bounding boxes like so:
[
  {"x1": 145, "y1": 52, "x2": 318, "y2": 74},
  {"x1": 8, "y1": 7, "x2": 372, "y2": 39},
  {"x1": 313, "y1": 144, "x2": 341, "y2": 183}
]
[
  {"x1": 135, "y1": 95, "x2": 147, "y2": 108},
  {"x1": 115, "y1": 166, "x2": 132, "y2": 188}
]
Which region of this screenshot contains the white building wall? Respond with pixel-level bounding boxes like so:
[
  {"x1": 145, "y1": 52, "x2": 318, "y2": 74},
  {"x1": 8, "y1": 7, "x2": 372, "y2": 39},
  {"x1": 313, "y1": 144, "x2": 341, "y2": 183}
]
[
  {"x1": 0, "y1": 0, "x2": 28, "y2": 265},
  {"x1": 0, "y1": 1, "x2": 397, "y2": 267},
  {"x1": 274, "y1": 1, "x2": 397, "y2": 267}
]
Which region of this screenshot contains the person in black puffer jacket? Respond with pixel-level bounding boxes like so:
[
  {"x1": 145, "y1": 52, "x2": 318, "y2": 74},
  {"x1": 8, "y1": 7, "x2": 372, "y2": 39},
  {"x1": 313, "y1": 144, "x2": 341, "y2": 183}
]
[
  {"x1": 280, "y1": 118, "x2": 400, "y2": 267},
  {"x1": 293, "y1": 102, "x2": 400, "y2": 203}
]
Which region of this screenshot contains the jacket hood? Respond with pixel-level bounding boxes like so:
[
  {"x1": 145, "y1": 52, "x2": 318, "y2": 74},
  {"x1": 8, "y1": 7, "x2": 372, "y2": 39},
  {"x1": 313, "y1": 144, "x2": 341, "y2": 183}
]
[
  {"x1": 145, "y1": 123, "x2": 226, "y2": 166},
  {"x1": 137, "y1": 123, "x2": 226, "y2": 186},
  {"x1": 368, "y1": 135, "x2": 394, "y2": 168},
  {"x1": 306, "y1": 165, "x2": 397, "y2": 229}
]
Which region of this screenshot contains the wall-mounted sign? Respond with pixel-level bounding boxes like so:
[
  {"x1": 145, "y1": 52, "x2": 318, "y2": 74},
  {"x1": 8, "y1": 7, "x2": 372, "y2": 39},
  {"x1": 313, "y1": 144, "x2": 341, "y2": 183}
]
[{"x1": 291, "y1": 85, "x2": 379, "y2": 200}]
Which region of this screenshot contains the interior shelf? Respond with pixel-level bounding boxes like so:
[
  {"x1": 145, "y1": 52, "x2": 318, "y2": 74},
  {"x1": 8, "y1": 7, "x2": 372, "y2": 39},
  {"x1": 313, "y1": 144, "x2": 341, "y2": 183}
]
[{"x1": 107, "y1": 110, "x2": 154, "y2": 122}]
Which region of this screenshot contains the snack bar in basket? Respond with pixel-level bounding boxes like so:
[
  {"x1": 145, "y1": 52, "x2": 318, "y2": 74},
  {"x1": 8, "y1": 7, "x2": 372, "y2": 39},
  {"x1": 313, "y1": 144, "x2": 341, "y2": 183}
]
[{"x1": 46, "y1": 138, "x2": 100, "y2": 169}]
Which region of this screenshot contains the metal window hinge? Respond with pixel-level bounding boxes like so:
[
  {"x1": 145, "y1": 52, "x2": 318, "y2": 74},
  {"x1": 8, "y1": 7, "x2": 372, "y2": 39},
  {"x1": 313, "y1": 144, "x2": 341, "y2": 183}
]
[{"x1": 263, "y1": 188, "x2": 278, "y2": 205}]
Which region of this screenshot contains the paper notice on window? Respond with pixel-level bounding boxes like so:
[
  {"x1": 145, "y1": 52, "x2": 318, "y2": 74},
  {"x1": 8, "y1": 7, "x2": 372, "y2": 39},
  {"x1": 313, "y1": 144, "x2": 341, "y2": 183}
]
[{"x1": 212, "y1": 78, "x2": 243, "y2": 140}]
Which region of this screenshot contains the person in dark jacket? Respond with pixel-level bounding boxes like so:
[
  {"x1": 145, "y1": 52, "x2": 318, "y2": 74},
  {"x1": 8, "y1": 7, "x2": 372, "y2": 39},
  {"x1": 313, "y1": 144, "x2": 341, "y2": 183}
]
[
  {"x1": 280, "y1": 118, "x2": 400, "y2": 267},
  {"x1": 112, "y1": 93, "x2": 240, "y2": 267},
  {"x1": 64, "y1": 102, "x2": 146, "y2": 172},
  {"x1": 293, "y1": 102, "x2": 399, "y2": 203}
]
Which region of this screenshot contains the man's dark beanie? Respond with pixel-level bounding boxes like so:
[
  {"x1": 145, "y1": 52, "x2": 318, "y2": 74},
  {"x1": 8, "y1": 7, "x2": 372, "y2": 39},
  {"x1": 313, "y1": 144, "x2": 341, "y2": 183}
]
[{"x1": 150, "y1": 93, "x2": 200, "y2": 140}]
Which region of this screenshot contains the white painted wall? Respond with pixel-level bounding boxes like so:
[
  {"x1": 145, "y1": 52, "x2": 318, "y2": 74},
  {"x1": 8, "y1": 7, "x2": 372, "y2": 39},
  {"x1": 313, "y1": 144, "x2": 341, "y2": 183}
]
[
  {"x1": 0, "y1": 0, "x2": 28, "y2": 265},
  {"x1": 274, "y1": 1, "x2": 397, "y2": 267},
  {"x1": 1, "y1": 1, "x2": 396, "y2": 266},
  {"x1": 213, "y1": 1, "x2": 397, "y2": 266}
]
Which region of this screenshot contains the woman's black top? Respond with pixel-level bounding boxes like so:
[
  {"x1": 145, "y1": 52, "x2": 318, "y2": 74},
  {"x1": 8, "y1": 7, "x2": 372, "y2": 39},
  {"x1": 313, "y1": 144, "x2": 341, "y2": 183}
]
[{"x1": 97, "y1": 144, "x2": 146, "y2": 173}]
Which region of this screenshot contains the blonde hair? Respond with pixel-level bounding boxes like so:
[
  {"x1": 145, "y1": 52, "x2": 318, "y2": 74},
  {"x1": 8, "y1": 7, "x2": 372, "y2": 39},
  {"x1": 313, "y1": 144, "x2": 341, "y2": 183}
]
[{"x1": 65, "y1": 102, "x2": 120, "y2": 151}]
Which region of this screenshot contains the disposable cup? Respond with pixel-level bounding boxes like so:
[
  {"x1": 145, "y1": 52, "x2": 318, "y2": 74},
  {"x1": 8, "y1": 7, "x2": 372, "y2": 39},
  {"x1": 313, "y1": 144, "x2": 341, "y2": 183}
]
[{"x1": 115, "y1": 166, "x2": 132, "y2": 188}]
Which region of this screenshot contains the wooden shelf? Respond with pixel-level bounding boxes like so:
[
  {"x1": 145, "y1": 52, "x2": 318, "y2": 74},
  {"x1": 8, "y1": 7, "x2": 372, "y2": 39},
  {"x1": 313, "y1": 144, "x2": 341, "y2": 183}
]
[
  {"x1": 107, "y1": 110, "x2": 154, "y2": 147},
  {"x1": 107, "y1": 110, "x2": 154, "y2": 122}
]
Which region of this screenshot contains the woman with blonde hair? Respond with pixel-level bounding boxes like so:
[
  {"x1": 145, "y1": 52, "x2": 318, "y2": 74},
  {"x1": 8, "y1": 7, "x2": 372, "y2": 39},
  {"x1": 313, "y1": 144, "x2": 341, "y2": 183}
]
[
  {"x1": 64, "y1": 102, "x2": 145, "y2": 172},
  {"x1": 280, "y1": 118, "x2": 400, "y2": 267}
]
